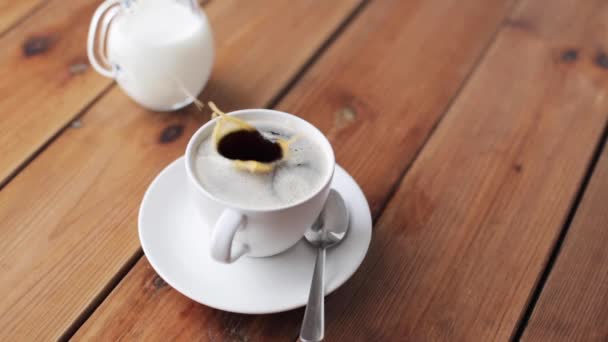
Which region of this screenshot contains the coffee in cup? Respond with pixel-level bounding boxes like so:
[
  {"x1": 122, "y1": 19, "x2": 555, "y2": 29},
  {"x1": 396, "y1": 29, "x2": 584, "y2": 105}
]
[{"x1": 194, "y1": 119, "x2": 330, "y2": 210}]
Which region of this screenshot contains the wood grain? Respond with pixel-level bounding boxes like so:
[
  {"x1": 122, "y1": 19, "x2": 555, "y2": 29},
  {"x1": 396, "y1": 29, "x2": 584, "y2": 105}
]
[
  {"x1": 0, "y1": 0, "x2": 363, "y2": 340},
  {"x1": 0, "y1": 0, "x2": 45, "y2": 36},
  {"x1": 521, "y1": 145, "x2": 608, "y2": 340},
  {"x1": 319, "y1": 0, "x2": 608, "y2": 340},
  {"x1": 0, "y1": 0, "x2": 118, "y2": 186},
  {"x1": 73, "y1": 0, "x2": 518, "y2": 340}
]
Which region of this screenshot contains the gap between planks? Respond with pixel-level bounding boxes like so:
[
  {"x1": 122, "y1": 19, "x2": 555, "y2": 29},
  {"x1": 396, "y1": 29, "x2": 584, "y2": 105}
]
[
  {"x1": 366, "y1": 0, "x2": 523, "y2": 227},
  {"x1": 267, "y1": 0, "x2": 372, "y2": 109},
  {"x1": 59, "y1": 249, "x2": 144, "y2": 342},
  {"x1": 511, "y1": 120, "x2": 608, "y2": 341},
  {"x1": 0, "y1": 0, "x2": 48, "y2": 39},
  {"x1": 0, "y1": 83, "x2": 115, "y2": 191}
]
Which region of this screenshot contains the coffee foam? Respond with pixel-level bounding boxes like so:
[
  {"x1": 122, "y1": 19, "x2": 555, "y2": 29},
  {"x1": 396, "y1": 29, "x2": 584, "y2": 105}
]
[{"x1": 194, "y1": 121, "x2": 329, "y2": 209}]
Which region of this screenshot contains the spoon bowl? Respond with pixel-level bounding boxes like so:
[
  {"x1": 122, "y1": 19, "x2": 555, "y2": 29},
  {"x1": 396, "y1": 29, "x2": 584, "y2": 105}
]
[{"x1": 304, "y1": 190, "x2": 349, "y2": 248}]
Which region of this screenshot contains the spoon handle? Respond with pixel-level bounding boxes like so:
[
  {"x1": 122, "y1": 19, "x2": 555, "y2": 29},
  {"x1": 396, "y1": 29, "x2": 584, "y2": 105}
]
[{"x1": 300, "y1": 247, "x2": 326, "y2": 342}]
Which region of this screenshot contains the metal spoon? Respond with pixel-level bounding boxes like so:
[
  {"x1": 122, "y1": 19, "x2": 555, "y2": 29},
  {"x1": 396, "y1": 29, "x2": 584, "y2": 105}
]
[{"x1": 300, "y1": 189, "x2": 349, "y2": 342}]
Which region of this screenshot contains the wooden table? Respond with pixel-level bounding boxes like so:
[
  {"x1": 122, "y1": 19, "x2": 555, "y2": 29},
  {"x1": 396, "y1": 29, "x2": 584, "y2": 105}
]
[{"x1": 2, "y1": 0, "x2": 608, "y2": 340}]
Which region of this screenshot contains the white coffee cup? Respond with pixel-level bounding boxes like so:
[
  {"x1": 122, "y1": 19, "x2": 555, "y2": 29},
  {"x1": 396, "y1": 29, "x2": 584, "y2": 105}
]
[{"x1": 185, "y1": 109, "x2": 335, "y2": 263}]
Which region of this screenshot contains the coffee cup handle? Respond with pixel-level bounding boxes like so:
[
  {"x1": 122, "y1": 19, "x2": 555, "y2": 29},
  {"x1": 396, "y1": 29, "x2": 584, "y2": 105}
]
[{"x1": 210, "y1": 209, "x2": 249, "y2": 263}]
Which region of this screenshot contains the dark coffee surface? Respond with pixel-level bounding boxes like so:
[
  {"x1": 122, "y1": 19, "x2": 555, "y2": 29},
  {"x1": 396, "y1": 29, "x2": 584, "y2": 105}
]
[{"x1": 217, "y1": 129, "x2": 283, "y2": 162}]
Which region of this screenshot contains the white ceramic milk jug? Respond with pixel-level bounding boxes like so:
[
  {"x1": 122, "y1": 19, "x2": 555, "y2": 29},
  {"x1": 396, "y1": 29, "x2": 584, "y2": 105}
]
[{"x1": 87, "y1": 0, "x2": 214, "y2": 111}]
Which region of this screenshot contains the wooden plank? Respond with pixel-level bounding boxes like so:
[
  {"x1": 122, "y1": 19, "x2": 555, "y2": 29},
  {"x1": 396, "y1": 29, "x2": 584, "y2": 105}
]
[
  {"x1": 0, "y1": 0, "x2": 45, "y2": 36},
  {"x1": 521, "y1": 147, "x2": 608, "y2": 341},
  {"x1": 78, "y1": 258, "x2": 309, "y2": 341},
  {"x1": 318, "y1": 0, "x2": 608, "y2": 340},
  {"x1": 0, "y1": 0, "x2": 113, "y2": 186},
  {"x1": 0, "y1": 0, "x2": 363, "y2": 340},
  {"x1": 73, "y1": 0, "x2": 518, "y2": 340}
]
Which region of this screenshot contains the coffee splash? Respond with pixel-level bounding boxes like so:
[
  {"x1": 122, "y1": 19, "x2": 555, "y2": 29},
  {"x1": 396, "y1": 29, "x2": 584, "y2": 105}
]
[
  {"x1": 217, "y1": 130, "x2": 283, "y2": 162},
  {"x1": 208, "y1": 102, "x2": 294, "y2": 173}
]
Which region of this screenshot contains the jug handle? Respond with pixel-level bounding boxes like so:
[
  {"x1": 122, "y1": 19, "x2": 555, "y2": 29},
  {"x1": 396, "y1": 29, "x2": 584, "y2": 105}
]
[{"x1": 87, "y1": 0, "x2": 121, "y2": 78}]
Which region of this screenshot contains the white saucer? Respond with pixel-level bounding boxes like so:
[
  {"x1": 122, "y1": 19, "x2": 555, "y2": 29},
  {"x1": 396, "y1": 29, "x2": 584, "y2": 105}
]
[{"x1": 139, "y1": 157, "x2": 372, "y2": 314}]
